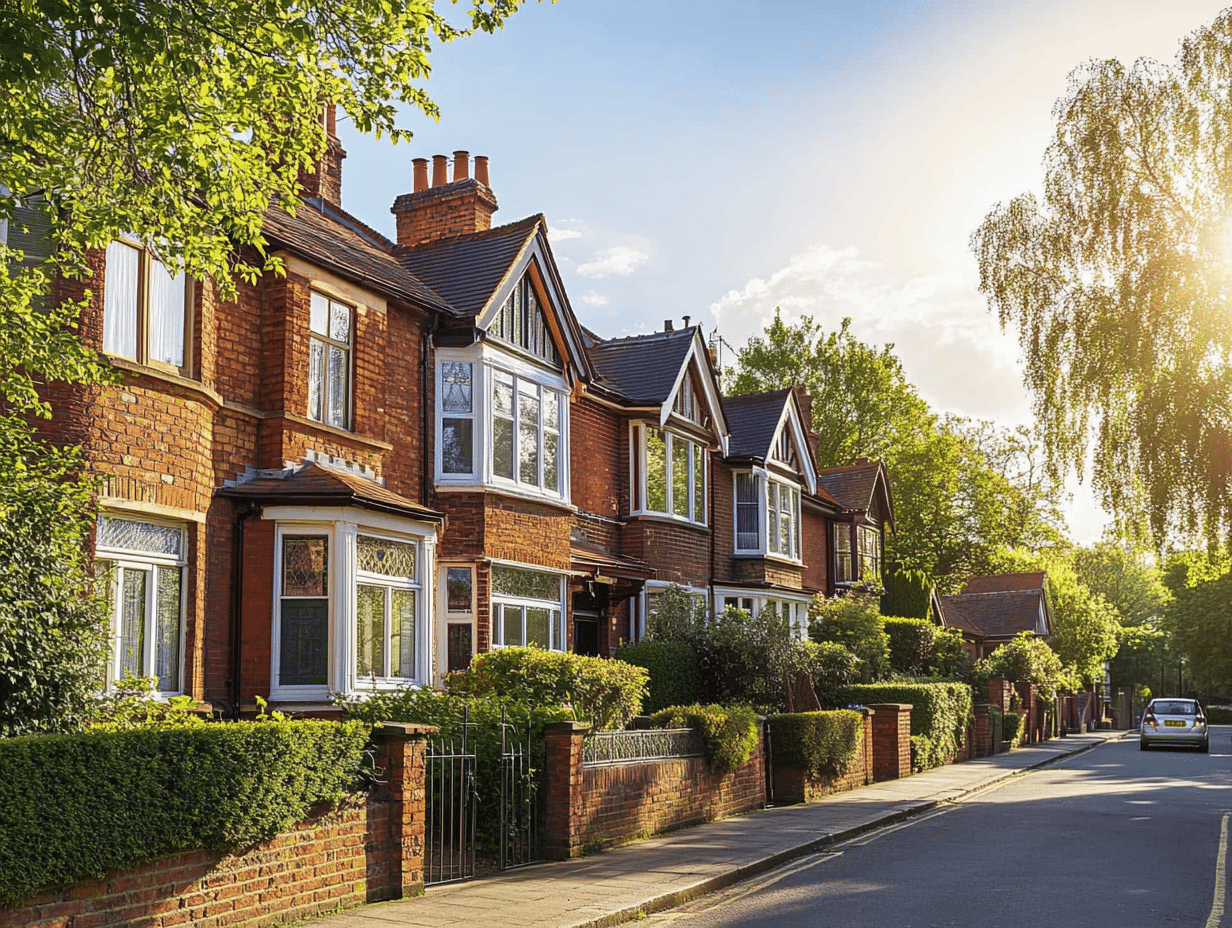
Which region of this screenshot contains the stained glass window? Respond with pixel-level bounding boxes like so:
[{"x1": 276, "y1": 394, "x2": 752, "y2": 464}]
[
  {"x1": 283, "y1": 536, "x2": 327, "y2": 596},
  {"x1": 492, "y1": 565, "x2": 560, "y2": 600},
  {"x1": 98, "y1": 516, "x2": 183, "y2": 557},
  {"x1": 446, "y1": 567, "x2": 473, "y2": 613},
  {"x1": 358, "y1": 535, "x2": 415, "y2": 578}
]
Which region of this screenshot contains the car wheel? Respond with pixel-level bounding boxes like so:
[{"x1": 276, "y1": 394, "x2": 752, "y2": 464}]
[
  {"x1": 1139, "y1": 740, "x2": 1148, "y2": 751},
  {"x1": 1200, "y1": 740, "x2": 1209, "y2": 753}
]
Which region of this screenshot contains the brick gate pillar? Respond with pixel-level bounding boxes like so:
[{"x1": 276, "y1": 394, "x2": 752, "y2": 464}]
[
  {"x1": 973, "y1": 704, "x2": 991, "y2": 758},
  {"x1": 376, "y1": 722, "x2": 437, "y2": 899},
  {"x1": 869, "y1": 703, "x2": 913, "y2": 781},
  {"x1": 545, "y1": 720, "x2": 590, "y2": 860}
]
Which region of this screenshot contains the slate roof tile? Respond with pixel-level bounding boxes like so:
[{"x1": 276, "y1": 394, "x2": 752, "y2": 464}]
[
  {"x1": 217, "y1": 463, "x2": 443, "y2": 522},
  {"x1": 586, "y1": 328, "x2": 696, "y2": 405},
  {"x1": 723, "y1": 390, "x2": 792, "y2": 460},
  {"x1": 815, "y1": 460, "x2": 883, "y2": 512}
]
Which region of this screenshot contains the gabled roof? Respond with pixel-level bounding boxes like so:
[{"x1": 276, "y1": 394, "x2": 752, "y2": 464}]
[
  {"x1": 722, "y1": 389, "x2": 818, "y2": 495},
  {"x1": 963, "y1": 572, "x2": 1046, "y2": 595},
  {"x1": 815, "y1": 459, "x2": 894, "y2": 529},
  {"x1": 262, "y1": 203, "x2": 451, "y2": 313},
  {"x1": 935, "y1": 589, "x2": 1050, "y2": 641},
  {"x1": 216, "y1": 463, "x2": 443, "y2": 522}
]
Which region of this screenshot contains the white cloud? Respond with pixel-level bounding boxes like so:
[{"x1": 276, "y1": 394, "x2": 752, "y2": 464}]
[
  {"x1": 581, "y1": 291, "x2": 609, "y2": 306},
  {"x1": 576, "y1": 245, "x2": 649, "y2": 278},
  {"x1": 548, "y1": 226, "x2": 583, "y2": 241}
]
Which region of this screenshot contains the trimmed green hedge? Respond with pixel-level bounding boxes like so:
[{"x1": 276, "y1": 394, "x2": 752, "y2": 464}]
[
  {"x1": 839, "y1": 681, "x2": 974, "y2": 771},
  {"x1": 615, "y1": 640, "x2": 702, "y2": 714},
  {"x1": 766, "y1": 710, "x2": 864, "y2": 780},
  {"x1": 1206, "y1": 705, "x2": 1232, "y2": 725},
  {"x1": 1002, "y1": 711, "x2": 1022, "y2": 744},
  {"x1": 0, "y1": 720, "x2": 370, "y2": 907},
  {"x1": 650, "y1": 704, "x2": 759, "y2": 773}
]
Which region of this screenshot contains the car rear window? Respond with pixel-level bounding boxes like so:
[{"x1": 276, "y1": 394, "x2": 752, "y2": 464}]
[{"x1": 1151, "y1": 701, "x2": 1197, "y2": 715}]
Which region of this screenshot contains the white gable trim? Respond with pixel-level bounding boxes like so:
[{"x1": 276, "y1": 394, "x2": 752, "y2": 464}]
[
  {"x1": 659, "y1": 330, "x2": 729, "y2": 455},
  {"x1": 772, "y1": 395, "x2": 817, "y2": 496}
]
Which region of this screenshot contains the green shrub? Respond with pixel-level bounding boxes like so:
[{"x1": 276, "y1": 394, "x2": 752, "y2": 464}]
[
  {"x1": 909, "y1": 734, "x2": 934, "y2": 773},
  {"x1": 973, "y1": 632, "x2": 1065, "y2": 698},
  {"x1": 839, "y1": 681, "x2": 974, "y2": 770},
  {"x1": 343, "y1": 688, "x2": 573, "y2": 854},
  {"x1": 615, "y1": 640, "x2": 701, "y2": 714},
  {"x1": 445, "y1": 646, "x2": 647, "y2": 730},
  {"x1": 884, "y1": 618, "x2": 938, "y2": 676},
  {"x1": 0, "y1": 719, "x2": 370, "y2": 906},
  {"x1": 696, "y1": 605, "x2": 804, "y2": 713},
  {"x1": 1002, "y1": 711, "x2": 1022, "y2": 744},
  {"x1": 650, "y1": 704, "x2": 759, "y2": 773},
  {"x1": 1207, "y1": 705, "x2": 1232, "y2": 724},
  {"x1": 766, "y1": 710, "x2": 863, "y2": 779},
  {"x1": 810, "y1": 589, "x2": 889, "y2": 682},
  {"x1": 800, "y1": 640, "x2": 860, "y2": 710}
]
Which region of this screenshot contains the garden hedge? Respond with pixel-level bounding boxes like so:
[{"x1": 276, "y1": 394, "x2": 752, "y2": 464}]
[
  {"x1": 766, "y1": 710, "x2": 864, "y2": 780},
  {"x1": 0, "y1": 719, "x2": 370, "y2": 907},
  {"x1": 839, "y1": 681, "x2": 973, "y2": 771},
  {"x1": 614, "y1": 639, "x2": 702, "y2": 714},
  {"x1": 649, "y1": 704, "x2": 759, "y2": 773}
]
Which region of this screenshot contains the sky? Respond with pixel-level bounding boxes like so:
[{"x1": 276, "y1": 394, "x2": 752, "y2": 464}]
[{"x1": 335, "y1": 0, "x2": 1230, "y2": 545}]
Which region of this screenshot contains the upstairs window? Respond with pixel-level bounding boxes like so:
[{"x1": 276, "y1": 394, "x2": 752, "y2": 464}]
[
  {"x1": 733, "y1": 473, "x2": 800, "y2": 561},
  {"x1": 834, "y1": 525, "x2": 853, "y2": 583},
  {"x1": 772, "y1": 429, "x2": 798, "y2": 469},
  {"x1": 441, "y1": 361, "x2": 475, "y2": 475},
  {"x1": 767, "y1": 479, "x2": 801, "y2": 560},
  {"x1": 103, "y1": 239, "x2": 189, "y2": 369},
  {"x1": 858, "y1": 525, "x2": 881, "y2": 582},
  {"x1": 2, "y1": 193, "x2": 52, "y2": 310},
  {"x1": 673, "y1": 375, "x2": 700, "y2": 423},
  {"x1": 735, "y1": 472, "x2": 759, "y2": 550},
  {"x1": 308, "y1": 292, "x2": 352, "y2": 430},
  {"x1": 636, "y1": 425, "x2": 706, "y2": 525},
  {"x1": 493, "y1": 370, "x2": 561, "y2": 493},
  {"x1": 489, "y1": 275, "x2": 561, "y2": 367}
]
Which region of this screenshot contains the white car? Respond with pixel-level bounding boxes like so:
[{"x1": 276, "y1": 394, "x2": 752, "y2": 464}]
[{"x1": 1140, "y1": 698, "x2": 1209, "y2": 752}]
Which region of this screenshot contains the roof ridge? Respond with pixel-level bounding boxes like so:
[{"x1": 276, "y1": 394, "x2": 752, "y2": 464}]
[{"x1": 391, "y1": 213, "x2": 543, "y2": 255}]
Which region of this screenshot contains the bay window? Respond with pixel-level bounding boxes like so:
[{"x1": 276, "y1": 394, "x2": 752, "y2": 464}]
[
  {"x1": 834, "y1": 525, "x2": 853, "y2": 583},
  {"x1": 491, "y1": 564, "x2": 565, "y2": 650},
  {"x1": 733, "y1": 473, "x2": 801, "y2": 561},
  {"x1": 96, "y1": 515, "x2": 186, "y2": 693},
  {"x1": 103, "y1": 239, "x2": 189, "y2": 370},
  {"x1": 635, "y1": 425, "x2": 706, "y2": 524}
]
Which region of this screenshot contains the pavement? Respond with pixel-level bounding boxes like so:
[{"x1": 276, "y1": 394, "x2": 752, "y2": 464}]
[{"x1": 311, "y1": 729, "x2": 1127, "y2": 928}]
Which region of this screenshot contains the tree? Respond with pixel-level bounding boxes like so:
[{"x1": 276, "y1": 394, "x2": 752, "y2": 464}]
[
  {"x1": 975, "y1": 632, "x2": 1067, "y2": 698},
  {"x1": 1045, "y1": 563, "x2": 1120, "y2": 686},
  {"x1": 1071, "y1": 543, "x2": 1170, "y2": 627},
  {"x1": 1166, "y1": 571, "x2": 1232, "y2": 693},
  {"x1": 972, "y1": 9, "x2": 1232, "y2": 546},
  {"x1": 0, "y1": 0, "x2": 523, "y2": 730}
]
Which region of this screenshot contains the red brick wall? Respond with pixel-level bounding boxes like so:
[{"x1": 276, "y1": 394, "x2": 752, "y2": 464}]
[
  {"x1": 870, "y1": 703, "x2": 912, "y2": 781},
  {"x1": 570, "y1": 394, "x2": 623, "y2": 521},
  {"x1": 771, "y1": 710, "x2": 873, "y2": 803},
  {"x1": 624, "y1": 520, "x2": 710, "y2": 589}
]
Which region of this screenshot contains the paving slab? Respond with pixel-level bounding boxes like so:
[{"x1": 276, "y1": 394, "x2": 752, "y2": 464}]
[{"x1": 307, "y1": 730, "x2": 1124, "y2": 928}]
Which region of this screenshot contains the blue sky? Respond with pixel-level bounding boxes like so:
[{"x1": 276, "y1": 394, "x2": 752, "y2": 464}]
[{"x1": 336, "y1": 0, "x2": 1229, "y2": 543}]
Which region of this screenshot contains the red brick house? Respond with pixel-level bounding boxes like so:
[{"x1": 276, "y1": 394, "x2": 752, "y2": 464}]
[
  {"x1": 23, "y1": 117, "x2": 898, "y2": 710},
  {"x1": 931, "y1": 571, "x2": 1053, "y2": 661},
  {"x1": 815, "y1": 458, "x2": 893, "y2": 594}
]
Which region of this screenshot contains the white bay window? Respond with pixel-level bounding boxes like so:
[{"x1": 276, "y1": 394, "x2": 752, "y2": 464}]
[
  {"x1": 733, "y1": 472, "x2": 801, "y2": 562},
  {"x1": 634, "y1": 424, "x2": 706, "y2": 524}
]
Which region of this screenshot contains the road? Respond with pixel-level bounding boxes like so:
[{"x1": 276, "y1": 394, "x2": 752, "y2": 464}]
[{"x1": 647, "y1": 726, "x2": 1232, "y2": 928}]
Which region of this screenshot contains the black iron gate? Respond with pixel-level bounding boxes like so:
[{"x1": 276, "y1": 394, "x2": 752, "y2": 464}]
[
  {"x1": 499, "y1": 710, "x2": 546, "y2": 870},
  {"x1": 423, "y1": 707, "x2": 477, "y2": 885}
]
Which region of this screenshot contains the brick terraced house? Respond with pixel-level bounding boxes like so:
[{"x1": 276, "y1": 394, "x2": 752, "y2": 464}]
[{"x1": 22, "y1": 114, "x2": 896, "y2": 712}]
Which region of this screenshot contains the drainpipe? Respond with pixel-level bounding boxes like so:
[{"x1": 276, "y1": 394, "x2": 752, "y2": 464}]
[
  {"x1": 230, "y1": 501, "x2": 259, "y2": 719},
  {"x1": 421, "y1": 313, "x2": 439, "y2": 505}
]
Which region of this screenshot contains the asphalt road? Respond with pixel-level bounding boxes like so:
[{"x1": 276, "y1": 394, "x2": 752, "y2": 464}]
[{"x1": 647, "y1": 726, "x2": 1232, "y2": 928}]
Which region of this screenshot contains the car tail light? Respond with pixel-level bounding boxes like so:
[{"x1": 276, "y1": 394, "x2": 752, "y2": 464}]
[{"x1": 1144, "y1": 712, "x2": 1157, "y2": 728}]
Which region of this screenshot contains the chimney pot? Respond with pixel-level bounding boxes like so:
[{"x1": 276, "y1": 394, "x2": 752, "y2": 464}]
[
  {"x1": 453, "y1": 150, "x2": 470, "y2": 181},
  {"x1": 683, "y1": 315, "x2": 691, "y2": 328},
  {"x1": 664, "y1": 320, "x2": 674, "y2": 332},
  {"x1": 475, "y1": 155, "x2": 490, "y2": 186},
  {"x1": 412, "y1": 158, "x2": 429, "y2": 192},
  {"x1": 432, "y1": 154, "x2": 448, "y2": 187}
]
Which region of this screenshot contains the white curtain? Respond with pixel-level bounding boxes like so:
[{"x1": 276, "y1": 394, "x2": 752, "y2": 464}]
[
  {"x1": 148, "y1": 256, "x2": 185, "y2": 366},
  {"x1": 103, "y1": 241, "x2": 139, "y2": 358}
]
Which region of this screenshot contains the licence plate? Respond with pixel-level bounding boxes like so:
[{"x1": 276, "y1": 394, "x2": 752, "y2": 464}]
[{"x1": 1164, "y1": 720, "x2": 1187, "y2": 727}]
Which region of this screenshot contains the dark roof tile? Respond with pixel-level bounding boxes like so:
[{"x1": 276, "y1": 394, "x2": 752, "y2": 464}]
[
  {"x1": 587, "y1": 328, "x2": 696, "y2": 405},
  {"x1": 217, "y1": 463, "x2": 443, "y2": 522},
  {"x1": 723, "y1": 390, "x2": 792, "y2": 459},
  {"x1": 938, "y1": 590, "x2": 1046, "y2": 640}
]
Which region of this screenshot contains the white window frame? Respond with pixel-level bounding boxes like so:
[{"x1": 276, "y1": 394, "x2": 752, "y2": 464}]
[
  {"x1": 489, "y1": 561, "x2": 567, "y2": 651},
  {"x1": 103, "y1": 238, "x2": 191, "y2": 372},
  {"x1": 307, "y1": 290, "x2": 353, "y2": 431},
  {"x1": 732, "y1": 470, "x2": 801, "y2": 563},
  {"x1": 834, "y1": 524, "x2": 854, "y2": 584},
  {"x1": 95, "y1": 515, "x2": 188, "y2": 695},
  {"x1": 713, "y1": 588, "x2": 812, "y2": 640},
  {"x1": 630, "y1": 423, "x2": 707, "y2": 525},
  {"x1": 858, "y1": 524, "x2": 881, "y2": 582},
  {"x1": 635, "y1": 581, "x2": 706, "y2": 642},
  {"x1": 434, "y1": 344, "x2": 571, "y2": 504},
  {"x1": 267, "y1": 508, "x2": 436, "y2": 701}
]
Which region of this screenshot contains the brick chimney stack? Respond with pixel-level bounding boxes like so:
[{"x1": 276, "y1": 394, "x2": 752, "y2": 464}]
[
  {"x1": 298, "y1": 104, "x2": 347, "y2": 206},
  {"x1": 391, "y1": 151, "x2": 498, "y2": 247}
]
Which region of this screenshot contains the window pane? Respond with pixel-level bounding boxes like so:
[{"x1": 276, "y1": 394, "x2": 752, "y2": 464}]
[
  {"x1": 327, "y1": 344, "x2": 348, "y2": 428},
  {"x1": 646, "y1": 428, "x2": 667, "y2": 513},
  {"x1": 356, "y1": 584, "x2": 385, "y2": 678},
  {"x1": 492, "y1": 565, "x2": 560, "y2": 600},
  {"x1": 358, "y1": 535, "x2": 416, "y2": 578},
  {"x1": 502, "y1": 604, "x2": 524, "y2": 647},
  {"x1": 544, "y1": 390, "x2": 559, "y2": 430},
  {"x1": 308, "y1": 339, "x2": 324, "y2": 422},
  {"x1": 97, "y1": 516, "x2": 183, "y2": 557},
  {"x1": 672, "y1": 436, "x2": 689, "y2": 518},
  {"x1": 283, "y1": 536, "x2": 327, "y2": 596},
  {"x1": 441, "y1": 362, "x2": 473, "y2": 413},
  {"x1": 519, "y1": 387, "x2": 540, "y2": 485},
  {"x1": 767, "y1": 482, "x2": 780, "y2": 554},
  {"x1": 154, "y1": 567, "x2": 181, "y2": 692},
  {"x1": 280, "y1": 599, "x2": 328, "y2": 685},
  {"x1": 391, "y1": 589, "x2": 416, "y2": 677},
  {"x1": 544, "y1": 431, "x2": 558, "y2": 492},
  {"x1": 147, "y1": 257, "x2": 186, "y2": 367},
  {"x1": 443, "y1": 418, "x2": 474, "y2": 474},
  {"x1": 736, "y1": 473, "x2": 758, "y2": 549},
  {"x1": 447, "y1": 567, "x2": 473, "y2": 613},
  {"x1": 493, "y1": 418, "x2": 514, "y2": 479},
  {"x1": 693, "y1": 445, "x2": 705, "y2": 523},
  {"x1": 103, "y1": 240, "x2": 139, "y2": 358},
  {"x1": 120, "y1": 568, "x2": 147, "y2": 678},
  {"x1": 310, "y1": 292, "x2": 329, "y2": 336},
  {"x1": 330, "y1": 300, "x2": 350, "y2": 343},
  {"x1": 526, "y1": 607, "x2": 550, "y2": 648}
]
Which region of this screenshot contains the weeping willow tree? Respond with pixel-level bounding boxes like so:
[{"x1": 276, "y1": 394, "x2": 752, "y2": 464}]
[{"x1": 971, "y1": 10, "x2": 1232, "y2": 548}]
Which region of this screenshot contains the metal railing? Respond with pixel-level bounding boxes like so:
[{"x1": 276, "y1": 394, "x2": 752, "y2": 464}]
[
  {"x1": 582, "y1": 728, "x2": 704, "y2": 767},
  {"x1": 423, "y1": 708, "x2": 477, "y2": 885}
]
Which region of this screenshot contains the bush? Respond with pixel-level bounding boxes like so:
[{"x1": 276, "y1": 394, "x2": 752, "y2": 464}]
[
  {"x1": 766, "y1": 710, "x2": 864, "y2": 779},
  {"x1": 1207, "y1": 705, "x2": 1232, "y2": 724},
  {"x1": 650, "y1": 704, "x2": 759, "y2": 773},
  {"x1": 445, "y1": 646, "x2": 647, "y2": 731},
  {"x1": 974, "y1": 632, "x2": 1065, "y2": 698},
  {"x1": 0, "y1": 719, "x2": 370, "y2": 906},
  {"x1": 801, "y1": 640, "x2": 860, "y2": 710},
  {"x1": 810, "y1": 589, "x2": 889, "y2": 682},
  {"x1": 615, "y1": 640, "x2": 701, "y2": 714},
  {"x1": 1002, "y1": 711, "x2": 1023, "y2": 744},
  {"x1": 839, "y1": 681, "x2": 974, "y2": 770},
  {"x1": 343, "y1": 688, "x2": 573, "y2": 854},
  {"x1": 909, "y1": 734, "x2": 934, "y2": 773},
  {"x1": 884, "y1": 618, "x2": 938, "y2": 676}
]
